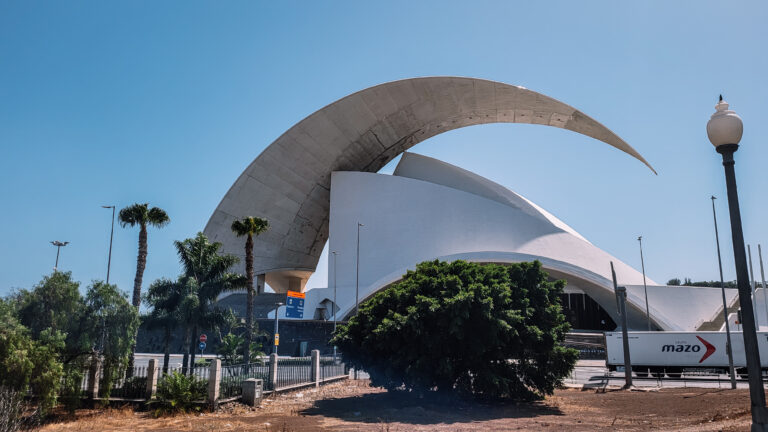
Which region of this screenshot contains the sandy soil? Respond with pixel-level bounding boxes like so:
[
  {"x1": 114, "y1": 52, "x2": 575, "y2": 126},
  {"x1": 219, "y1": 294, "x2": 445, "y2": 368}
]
[{"x1": 38, "y1": 380, "x2": 753, "y2": 431}]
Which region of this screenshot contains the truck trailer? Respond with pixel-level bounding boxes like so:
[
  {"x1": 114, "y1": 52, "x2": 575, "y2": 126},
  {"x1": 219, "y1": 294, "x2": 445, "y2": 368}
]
[{"x1": 604, "y1": 331, "x2": 768, "y2": 378}]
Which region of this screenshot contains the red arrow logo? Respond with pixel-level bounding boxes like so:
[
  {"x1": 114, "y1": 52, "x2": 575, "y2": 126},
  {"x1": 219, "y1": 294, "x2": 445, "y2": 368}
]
[{"x1": 696, "y1": 336, "x2": 716, "y2": 363}]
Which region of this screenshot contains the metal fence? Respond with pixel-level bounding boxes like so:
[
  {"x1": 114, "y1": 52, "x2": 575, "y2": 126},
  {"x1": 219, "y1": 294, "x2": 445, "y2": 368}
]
[
  {"x1": 99, "y1": 366, "x2": 149, "y2": 400},
  {"x1": 219, "y1": 360, "x2": 272, "y2": 399},
  {"x1": 320, "y1": 357, "x2": 347, "y2": 380},
  {"x1": 276, "y1": 357, "x2": 312, "y2": 389},
  {"x1": 166, "y1": 364, "x2": 210, "y2": 382}
]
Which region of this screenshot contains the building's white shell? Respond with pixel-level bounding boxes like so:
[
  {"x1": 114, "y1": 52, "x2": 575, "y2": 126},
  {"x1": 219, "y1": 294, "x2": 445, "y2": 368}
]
[{"x1": 311, "y1": 152, "x2": 737, "y2": 331}]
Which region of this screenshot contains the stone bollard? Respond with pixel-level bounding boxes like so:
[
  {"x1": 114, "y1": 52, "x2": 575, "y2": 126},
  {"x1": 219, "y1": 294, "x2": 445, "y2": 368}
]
[
  {"x1": 145, "y1": 359, "x2": 159, "y2": 400},
  {"x1": 268, "y1": 353, "x2": 278, "y2": 390},
  {"x1": 87, "y1": 356, "x2": 101, "y2": 401},
  {"x1": 242, "y1": 378, "x2": 263, "y2": 406},
  {"x1": 310, "y1": 350, "x2": 320, "y2": 387},
  {"x1": 207, "y1": 359, "x2": 221, "y2": 409}
]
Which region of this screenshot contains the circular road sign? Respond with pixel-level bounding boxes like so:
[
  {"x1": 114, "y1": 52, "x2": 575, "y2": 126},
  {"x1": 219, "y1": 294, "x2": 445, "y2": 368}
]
[{"x1": 199, "y1": 334, "x2": 207, "y2": 343}]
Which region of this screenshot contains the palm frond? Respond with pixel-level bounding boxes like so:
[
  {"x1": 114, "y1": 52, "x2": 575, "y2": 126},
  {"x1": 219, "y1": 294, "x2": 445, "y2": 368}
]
[
  {"x1": 147, "y1": 207, "x2": 170, "y2": 228},
  {"x1": 118, "y1": 203, "x2": 149, "y2": 227}
]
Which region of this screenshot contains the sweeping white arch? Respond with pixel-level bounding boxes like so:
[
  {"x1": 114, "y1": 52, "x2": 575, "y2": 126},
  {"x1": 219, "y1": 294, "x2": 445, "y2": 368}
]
[{"x1": 203, "y1": 77, "x2": 655, "y2": 291}]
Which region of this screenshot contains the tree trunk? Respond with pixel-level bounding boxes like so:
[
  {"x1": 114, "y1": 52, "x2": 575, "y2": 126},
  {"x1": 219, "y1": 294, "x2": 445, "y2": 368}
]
[
  {"x1": 127, "y1": 223, "x2": 148, "y2": 376},
  {"x1": 244, "y1": 233, "x2": 254, "y2": 364},
  {"x1": 189, "y1": 325, "x2": 198, "y2": 375},
  {"x1": 182, "y1": 325, "x2": 192, "y2": 376},
  {"x1": 163, "y1": 325, "x2": 171, "y2": 375}
]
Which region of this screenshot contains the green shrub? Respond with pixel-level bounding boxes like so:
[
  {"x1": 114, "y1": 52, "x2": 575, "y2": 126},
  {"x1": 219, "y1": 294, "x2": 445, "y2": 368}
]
[
  {"x1": 150, "y1": 372, "x2": 207, "y2": 416},
  {"x1": 332, "y1": 260, "x2": 579, "y2": 400}
]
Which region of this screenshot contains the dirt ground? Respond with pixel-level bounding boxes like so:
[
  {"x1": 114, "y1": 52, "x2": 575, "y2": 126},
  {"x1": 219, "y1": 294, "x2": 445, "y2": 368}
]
[{"x1": 39, "y1": 380, "x2": 753, "y2": 431}]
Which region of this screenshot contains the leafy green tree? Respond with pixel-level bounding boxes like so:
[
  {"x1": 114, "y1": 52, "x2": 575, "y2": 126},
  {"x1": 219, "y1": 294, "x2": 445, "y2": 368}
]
[
  {"x1": 0, "y1": 299, "x2": 64, "y2": 415},
  {"x1": 119, "y1": 203, "x2": 170, "y2": 371},
  {"x1": 332, "y1": 260, "x2": 578, "y2": 400},
  {"x1": 81, "y1": 282, "x2": 139, "y2": 399},
  {"x1": 11, "y1": 275, "x2": 139, "y2": 405},
  {"x1": 230, "y1": 216, "x2": 269, "y2": 364},
  {"x1": 174, "y1": 233, "x2": 246, "y2": 371},
  {"x1": 14, "y1": 272, "x2": 87, "y2": 362}
]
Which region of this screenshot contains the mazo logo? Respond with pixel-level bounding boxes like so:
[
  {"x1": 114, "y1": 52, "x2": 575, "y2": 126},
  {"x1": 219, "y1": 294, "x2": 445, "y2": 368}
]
[{"x1": 660, "y1": 336, "x2": 716, "y2": 363}]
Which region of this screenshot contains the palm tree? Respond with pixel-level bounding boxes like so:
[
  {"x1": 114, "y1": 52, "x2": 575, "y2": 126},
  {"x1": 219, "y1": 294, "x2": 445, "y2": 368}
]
[
  {"x1": 230, "y1": 216, "x2": 269, "y2": 363},
  {"x1": 119, "y1": 203, "x2": 170, "y2": 372},
  {"x1": 119, "y1": 203, "x2": 171, "y2": 308},
  {"x1": 174, "y1": 232, "x2": 246, "y2": 371},
  {"x1": 144, "y1": 278, "x2": 186, "y2": 374}
]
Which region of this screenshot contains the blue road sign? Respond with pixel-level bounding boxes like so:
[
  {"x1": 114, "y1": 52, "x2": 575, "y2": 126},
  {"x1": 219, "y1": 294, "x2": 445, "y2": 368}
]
[
  {"x1": 285, "y1": 291, "x2": 304, "y2": 319},
  {"x1": 198, "y1": 341, "x2": 206, "y2": 351}
]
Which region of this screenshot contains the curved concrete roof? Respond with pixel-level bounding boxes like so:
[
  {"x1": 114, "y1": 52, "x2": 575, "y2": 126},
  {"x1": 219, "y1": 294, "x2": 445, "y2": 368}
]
[{"x1": 204, "y1": 77, "x2": 655, "y2": 279}]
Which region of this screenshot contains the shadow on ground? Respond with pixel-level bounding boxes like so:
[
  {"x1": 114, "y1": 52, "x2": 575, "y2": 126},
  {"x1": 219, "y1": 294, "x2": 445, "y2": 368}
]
[{"x1": 300, "y1": 390, "x2": 563, "y2": 426}]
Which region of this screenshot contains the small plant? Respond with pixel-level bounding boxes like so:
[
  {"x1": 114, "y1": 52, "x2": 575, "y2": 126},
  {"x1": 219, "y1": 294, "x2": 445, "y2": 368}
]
[{"x1": 150, "y1": 371, "x2": 206, "y2": 416}]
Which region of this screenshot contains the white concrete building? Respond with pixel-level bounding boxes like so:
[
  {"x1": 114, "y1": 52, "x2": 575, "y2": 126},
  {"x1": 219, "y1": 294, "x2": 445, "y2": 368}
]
[{"x1": 296, "y1": 152, "x2": 737, "y2": 331}]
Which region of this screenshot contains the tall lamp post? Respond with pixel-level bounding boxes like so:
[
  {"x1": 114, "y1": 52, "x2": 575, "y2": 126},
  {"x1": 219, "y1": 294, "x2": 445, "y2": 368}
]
[
  {"x1": 708, "y1": 95, "x2": 768, "y2": 429},
  {"x1": 711, "y1": 195, "x2": 737, "y2": 389},
  {"x1": 332, "y1": 250, "x2": 339, "y2": 362},
  {"x1": 102, "y1": 205, "x2": 116, "y2": 284},
  {"x1": 51, "y1": 240, "x2": 69, "y2": 271},
  {"x1": 355, "y1": 223, "x2": 364, "y2": 315},
  {"x1": 637, "y1": 236, "x2": 651, "y2": 331}
]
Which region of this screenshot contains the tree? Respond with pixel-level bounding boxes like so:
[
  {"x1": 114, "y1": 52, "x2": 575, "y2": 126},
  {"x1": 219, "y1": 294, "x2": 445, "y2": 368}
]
[
  {"x1": 14, "y1": 272, "x2": 90, "y2": 364},
  {"x1": 81, "y1": 282, "x2": 139, "y2": 399},
  {"x1": 174, "y1": 233, "x2": 246, "y2": 371},
  {"x1": 119, "y1": 203, "x2": 170, "y2": 371},
  {"x1": 144, "y1": 278, "x2": 184, "y2": 374},
  {"x1": 230, "y1": 216, "x2": 269, "y2": 364},
  {"x1": 0, "y1": 299, "x2": 64, "y2": 415},
  {"x1": 332, "y1": 260, "x2": 578, "y2": 400},
  {"x1": 119, "y1": 203, "x2": 170, "y2": 308}
]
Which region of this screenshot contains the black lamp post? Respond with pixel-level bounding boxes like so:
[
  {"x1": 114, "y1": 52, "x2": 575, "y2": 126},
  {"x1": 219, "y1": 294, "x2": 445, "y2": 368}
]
[
  {"x1": 51, "y1": 240, "x2": 69, "y2": 271},
  {"x1": 708, "y1": 96, "x2": 768, "y2": 429}
]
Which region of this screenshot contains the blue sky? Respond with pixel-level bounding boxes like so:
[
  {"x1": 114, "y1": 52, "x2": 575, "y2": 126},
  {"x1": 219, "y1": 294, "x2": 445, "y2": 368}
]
[{"x1": 1, "y1": 1, "x2": 767, "y2": 298}]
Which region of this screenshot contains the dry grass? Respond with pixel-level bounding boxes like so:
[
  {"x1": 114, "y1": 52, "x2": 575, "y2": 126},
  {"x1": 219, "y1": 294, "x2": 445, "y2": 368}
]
[{"x1": 39, "y1": 380, "x2": 753, "y2": 431}]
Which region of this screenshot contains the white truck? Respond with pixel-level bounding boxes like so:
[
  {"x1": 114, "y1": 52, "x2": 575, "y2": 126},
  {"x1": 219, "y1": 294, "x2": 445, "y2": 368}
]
[{"x1": 604, "y1": 331, "x2": 768, "y2": 377}]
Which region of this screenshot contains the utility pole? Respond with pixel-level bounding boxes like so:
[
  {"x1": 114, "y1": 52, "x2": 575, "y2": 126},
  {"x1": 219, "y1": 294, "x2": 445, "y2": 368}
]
[
  {"x1": 355, "y1": 223, "x2": 363, "y2": 315},
  {"x1": 637, "y1": 236, "x2": 651, "y2": 331},
  {"x1": 611, "y1": 262, "x2": 632, "y2": 389},
  {"x1": 102, "y1": 205, "x2": 116, "y2": 284},
  {"x1": 711, "y1": 195, "x2": 737, "y2": 389},
  {"x1": 332, "y1": 250, "x2": 338, "y2": 362}
]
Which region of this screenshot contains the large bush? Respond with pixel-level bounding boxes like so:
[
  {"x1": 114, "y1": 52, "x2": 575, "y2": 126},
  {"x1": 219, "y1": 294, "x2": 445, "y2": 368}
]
[
  {"x1": 0, "y1": 299, "x2": 64, "y2": 415},
  {"x1": 332, "y1": 260, "x2": 578, "y2": 400}
]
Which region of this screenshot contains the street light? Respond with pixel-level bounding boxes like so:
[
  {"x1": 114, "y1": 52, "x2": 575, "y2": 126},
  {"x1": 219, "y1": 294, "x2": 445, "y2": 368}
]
[
  {"x1": 273, "y1": 301, "x2": 284, "y2": 355},
  {"x1": 711, "y1": 195, "x2": 737, "y2": 389},
  {"x1": 50, "y1": 240, "x2": 69, "y2": 271},
  {"x1": 332, "y1": 250, "x2": 339, "y2": 362},
  {"x1": 708, "y1": 95, "x2": 768, "y2": 429},
  {"x1": 637, "y1": 236, "x2": 651, "y2": 331},
  {"x1": 355, "y1": 223, "x2": 364, "y2": 315},
  {"x1": 102, "y1": 205, "x2": 116, "y2": 284}
]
